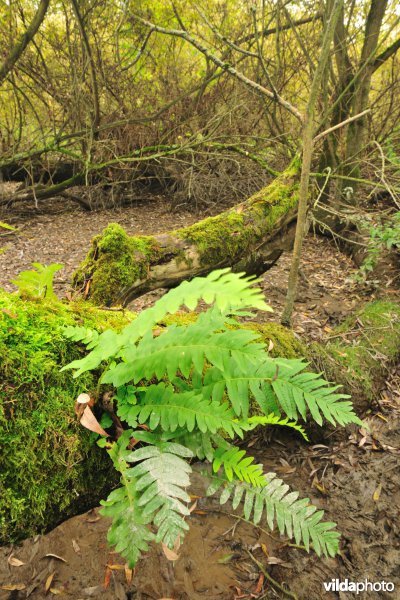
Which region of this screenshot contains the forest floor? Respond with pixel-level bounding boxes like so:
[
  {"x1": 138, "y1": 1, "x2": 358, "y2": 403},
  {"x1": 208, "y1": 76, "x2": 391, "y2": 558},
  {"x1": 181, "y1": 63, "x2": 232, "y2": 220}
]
[{"x1": 0, "y1": 196, "x2": 399, "y2": 600}]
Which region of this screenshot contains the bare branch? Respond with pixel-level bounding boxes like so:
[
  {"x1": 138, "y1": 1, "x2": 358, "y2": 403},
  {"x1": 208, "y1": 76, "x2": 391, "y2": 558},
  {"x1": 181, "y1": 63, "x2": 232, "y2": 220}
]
[
  {"x1": 313, "y1": 109, "x2": 371, "y2": 143},
  {"x1": 131, "y1": 15, "x2": 303, "y2": 123},
  {"x1": 0, "y1": 0, "x2": 50, "y2": 86}
]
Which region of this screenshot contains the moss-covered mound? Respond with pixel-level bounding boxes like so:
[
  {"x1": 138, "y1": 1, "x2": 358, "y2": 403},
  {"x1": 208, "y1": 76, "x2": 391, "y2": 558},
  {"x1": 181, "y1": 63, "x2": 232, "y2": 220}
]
[
  {"x1": 310, "y1": 300, "x2": 400, "y2": 410},
  {"x1": 0, "y1": 290, "x2": 133, "y2": 544}
]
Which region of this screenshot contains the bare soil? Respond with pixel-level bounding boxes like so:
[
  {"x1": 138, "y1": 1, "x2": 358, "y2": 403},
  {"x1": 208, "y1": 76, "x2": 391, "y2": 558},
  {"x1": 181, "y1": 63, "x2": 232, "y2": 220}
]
[{"x1": 0, "y1": 196, "x2": 399, "y2": 600}]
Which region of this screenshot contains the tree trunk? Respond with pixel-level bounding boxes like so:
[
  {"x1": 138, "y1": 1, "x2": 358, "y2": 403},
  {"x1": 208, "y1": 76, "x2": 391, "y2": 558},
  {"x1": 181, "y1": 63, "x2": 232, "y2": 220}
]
[{"x1": 72, "y1": 162, "x2": 301, "y2": 306}]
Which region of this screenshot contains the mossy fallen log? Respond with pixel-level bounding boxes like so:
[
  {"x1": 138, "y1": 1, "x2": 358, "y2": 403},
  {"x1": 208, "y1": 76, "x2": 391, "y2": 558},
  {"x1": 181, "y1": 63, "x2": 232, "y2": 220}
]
[
  {"x1": 1, "y1": 289, "x2": 399, "y2": 544},
  {"x1": 0, "y1": 290, "x2": 133, "y2": 544},
  {"x1": 72, "y1": 162, "x2": 300, "y2": 306}
]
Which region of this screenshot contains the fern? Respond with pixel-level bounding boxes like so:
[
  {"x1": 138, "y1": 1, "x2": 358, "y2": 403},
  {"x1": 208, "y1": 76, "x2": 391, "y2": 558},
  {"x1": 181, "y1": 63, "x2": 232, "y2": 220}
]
[
  {"x1": 65, "y1": 268, "x2": 364, "y2": 568},
  {"x1": 12, "y1": 262, "x2": 63, "y2": 300},
  {"x1": 207, "y1": 473, "x2": 340, "y2": 557}
]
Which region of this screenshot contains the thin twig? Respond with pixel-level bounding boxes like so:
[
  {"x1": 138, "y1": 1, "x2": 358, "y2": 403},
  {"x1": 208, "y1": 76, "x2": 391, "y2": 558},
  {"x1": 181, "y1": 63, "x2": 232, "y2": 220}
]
[{"x1": 246, "y1": 550, "x2": 298, "y2": 600}]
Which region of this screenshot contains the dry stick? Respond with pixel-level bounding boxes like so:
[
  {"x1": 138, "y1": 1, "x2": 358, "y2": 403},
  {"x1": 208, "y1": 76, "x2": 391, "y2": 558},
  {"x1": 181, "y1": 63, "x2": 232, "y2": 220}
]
[
  {"x1": 246, "y1": 550, "x2": 298, "y2": 600},
  {"x1": 313, "y1": 109, "x2": 371, "y2": 144}
]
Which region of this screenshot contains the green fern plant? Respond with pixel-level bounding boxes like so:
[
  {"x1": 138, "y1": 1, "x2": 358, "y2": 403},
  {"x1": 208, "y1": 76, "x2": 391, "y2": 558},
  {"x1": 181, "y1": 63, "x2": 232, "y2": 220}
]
[
  {"x1": 63, "y1": 268, "x2": 363, "y2": 567},
  {"x1": 12, "y1": 262, "x2": 63, "y2": 300}
]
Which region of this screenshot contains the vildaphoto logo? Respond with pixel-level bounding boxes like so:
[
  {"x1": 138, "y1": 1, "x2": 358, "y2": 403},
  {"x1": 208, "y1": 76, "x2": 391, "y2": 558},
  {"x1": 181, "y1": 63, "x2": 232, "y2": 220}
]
[{"x1": 323, "y1": 579, "x2": 395, "y2": 594}]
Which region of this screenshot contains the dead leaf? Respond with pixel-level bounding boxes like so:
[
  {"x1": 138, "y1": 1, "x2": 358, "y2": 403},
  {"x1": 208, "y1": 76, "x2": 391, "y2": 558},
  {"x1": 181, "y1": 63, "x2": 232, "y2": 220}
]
[
  {"x1": 217, "y1": 553, "x2": 235, "y2": 564},
  {"x1": 161, "y1": 543, "x2": 179, "y2": 561},
  {"x1": 45, "y1": 572, "x2": 56, "y2": 593},
  {"x1": 261, "y1": 543, "x2": 269, "y2": 557},
  {"x1": 72, "y1": 539, "x2": 81, "y2": 554},
  {"x1": 80, "y1": 405, "x2": 108, "y2": 436},
  {"x1": 77, "y1": 393, "x2": 91, "y2": 405},
  {"x1": 104, "y1": 565, "x2": 112, "y2": 590},
  {"x1": 8, "y1": 554, "x2": 25, "y2": 567},
  {"x1": 268, "y1": 339, "x2": 274, "y2": 352},
  {"x1": 1, "y1": 583, "x2": 26, "y2": 591},
  {"x1": 43, "y1": 554, "x2": 67, "y2": 563},
  {"x1": 124, "y1": 564, "x2": 133, "y2": 584},
  {"x1": 373, "y1": 483, "x2": 382, "y2": 502},
  {"x1": 107, "y1": 564, "x2": 125, "y2": 570},
  {"x1": 254, "y1": 572, "x2": 265, "y2": 594},
  {"x1": 83, "y1": 586, "x2": 102, "y2": 596},
  {"x1": 50, "y1": 588, "x2": 64, "y2": 595},
  {"x1": 1, "y1": 308, "x2": 17, "y2": 319}
]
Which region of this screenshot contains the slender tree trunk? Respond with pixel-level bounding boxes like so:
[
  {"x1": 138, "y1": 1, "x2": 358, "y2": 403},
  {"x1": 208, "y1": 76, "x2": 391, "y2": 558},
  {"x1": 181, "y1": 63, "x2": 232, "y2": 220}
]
[{"x1": 281, "y1": 0, "x2": 343, "y2": 326}]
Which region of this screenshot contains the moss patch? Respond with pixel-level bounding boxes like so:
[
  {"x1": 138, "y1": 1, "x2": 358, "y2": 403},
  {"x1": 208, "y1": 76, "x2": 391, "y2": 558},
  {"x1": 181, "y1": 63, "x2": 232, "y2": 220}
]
[
  {"x1": 176, "y1": 169, "x2": 299, "y2": 266},
  {"x1": 0, "y1": 290, "x2": 133, "y2": 543},
  {"x1": 72, "y1": 223, "x2": 162, "y2": 305},
  {"x1": 310, "y1": 301, "x2": 400, "y2": 409},
  {"x1": 246, "y1": 322, "x2": 305, "y2": 358}
]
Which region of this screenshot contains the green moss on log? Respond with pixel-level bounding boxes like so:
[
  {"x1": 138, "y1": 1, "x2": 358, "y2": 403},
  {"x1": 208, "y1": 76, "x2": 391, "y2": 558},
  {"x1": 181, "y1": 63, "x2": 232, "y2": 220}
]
[
  {"x1": 72, "y1": 223, "x2": 164, "y2": 305},
  {"x1": 0, "y1": 289, "x2": 133, "y2": 543},
  {"x1": 72, "y1": 163, "x2": 300, "y2": 305}
]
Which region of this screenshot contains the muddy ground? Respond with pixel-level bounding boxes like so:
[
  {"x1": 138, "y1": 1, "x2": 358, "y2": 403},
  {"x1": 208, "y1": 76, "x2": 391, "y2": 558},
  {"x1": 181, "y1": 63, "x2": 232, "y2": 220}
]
[{"x1": 0, "y1": 195, "x2": 399, "y2": 600}]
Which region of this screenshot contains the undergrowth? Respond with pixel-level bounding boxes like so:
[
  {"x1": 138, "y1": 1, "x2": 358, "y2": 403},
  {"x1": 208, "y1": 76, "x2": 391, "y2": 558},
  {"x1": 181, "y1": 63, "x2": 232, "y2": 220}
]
[{"x1": 64, "y1": 269, "x2": 363, "y2": 566}]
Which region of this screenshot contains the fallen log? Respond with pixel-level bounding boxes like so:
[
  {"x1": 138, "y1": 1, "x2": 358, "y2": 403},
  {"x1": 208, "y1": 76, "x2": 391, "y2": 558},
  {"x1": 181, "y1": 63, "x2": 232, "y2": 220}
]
[{"x1": 72, "y1": 161, "x2": 300, "y2": 306}]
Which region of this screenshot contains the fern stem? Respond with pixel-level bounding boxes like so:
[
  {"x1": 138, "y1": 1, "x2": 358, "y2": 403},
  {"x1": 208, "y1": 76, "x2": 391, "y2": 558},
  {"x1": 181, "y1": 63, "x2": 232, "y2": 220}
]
[{"x1": 246, "y1": 551, "x2": 298, "y2": 600}]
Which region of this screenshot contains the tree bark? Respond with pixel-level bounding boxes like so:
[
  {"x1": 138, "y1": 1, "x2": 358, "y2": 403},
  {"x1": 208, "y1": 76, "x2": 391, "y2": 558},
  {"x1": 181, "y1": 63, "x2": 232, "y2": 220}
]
[{"x1": 72, "y1": 163, "x2": 300, "y2": 306}]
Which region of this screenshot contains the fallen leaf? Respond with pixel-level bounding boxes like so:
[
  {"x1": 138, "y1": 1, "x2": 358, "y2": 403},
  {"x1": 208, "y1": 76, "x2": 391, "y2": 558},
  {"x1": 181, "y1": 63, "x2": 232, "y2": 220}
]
[
  {"x1": 72, "y1": 539, "x2": 81, "y2": 554},
  {"x1": 83, "y1": 586, "x2": 102, "y2": 596},
  {"x1": 8, "y1": 554, "x2": 25, "y2": 567},
  {"x1": 124, "y1": 564, "x2": 133, "y2": 584},
  {"x1": 217, "y1": 553, "x2": 234, "y2": 564},
  {"x1": 80, "y1": 406, "x2": 108, "y2": 436},
  {"x1": 50, "y1": 588, "x2": 64, "y2": 595},
  {"x1": 254, "y1": 572, "x2": 265, "y2": 594},
  {"x1": 45, "y1": 572, "x2": 56, "y2": 593},
  {"x1": 261, "y1": 543, "x2": 269, "y2": 558},
  {"x1": 161, "y1": 543, "x2": 179, "y2": 561},
  {"x1": 268, "y1": 339, "x2": 274, "y2": 352},
  {"x1": 77, "y1": 393, "x2": 91, "y2": 405},
  {"x1": 1, "y1": 583, "x2": 26, "y2": 591},
  {"x1": 103, "y1": 565, "x2": 112, "y2": 590},
  {"x1": 107, "y1": 564, "x2": 125, "y2": 571},
  {"x1": 1, "y1": 308, "x2": 17, "y2": 319},
  {"x1": 373, "y1": 483, "x2": 382, "y2": 502},
  {"x1": 44, "y1": 554, "x2": 67, "y2": 563}
]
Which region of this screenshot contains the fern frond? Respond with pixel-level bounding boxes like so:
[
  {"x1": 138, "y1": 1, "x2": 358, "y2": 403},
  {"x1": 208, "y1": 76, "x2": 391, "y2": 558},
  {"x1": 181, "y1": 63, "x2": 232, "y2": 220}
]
[
  {"x1": 212, "y1": 446, "x2": 266, "y2": 486},
  {"x1": 207, "y1": 473, "x2": 340, "y2": 557},
  {"x1": 101, "y1": 314, "x2": 264, "y2": 392},
  {"x1": 124, "y1": 383, "x2": 243, "y2": 437},
  {"x1": 125, "y1": 442, "x2": 193, "y2": 548},
  {"x1": 100, "y1": 484, "x2": 154, "y2": 568},
  {"x1": 239, "y1": 414, "x2": 309, "y2": 440},
  {"x1": 272, "y1": 371, "x2": 363, "y2": 426},
  {"x1": 63, "y1": 269, "x2": 270, "y2": 376},
  {"x1": 63, "y1": 325, "x2": 99, "y2": 348}
]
